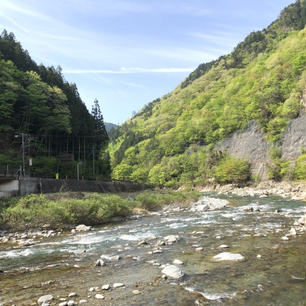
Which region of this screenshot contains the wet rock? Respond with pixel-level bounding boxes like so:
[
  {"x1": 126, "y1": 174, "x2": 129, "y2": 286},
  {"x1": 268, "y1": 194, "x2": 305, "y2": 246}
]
[
  {"x1": 161, "y1": 265, "x2": 184, "y2": 279},
  {"x1": 138, "y1": 240, "x2": 148, "y2": 246},
  {"x1": 94, "y1": 294, "x2": 104, "y2": 300},
  {"x1": 288, "y1": 227, "x2": 297, "y2": 236},
  {"x1": 297, "y1": 214, "x2": 306, "y2": 226},
  {"x1": 67, "y1": 301, "x2": 75, "y2": 306},
  {"x1": 172, "y1": 259, "x2": 184, "y2": 265},
  {"x1": 37, "y1": 295, "x2": 53, "y2": 305},
  {"x1": 190, "y1": 197, "x2": 228, "y2": 212},
  {"x1": 68, "y1": 293, "x2": 77, "y2": 298},
  {"x1": 95, "y1": 259, "x2": 106, "y2": 267},
  {"x1": 75, "y1": 224, "x2": 91, "y2": 232},
  {"x1": 101, "y1": 254, "x2": 121, "y2": 261},
  {"x1": 213, "y1": 252, "x2": 244, "y2": 261},
  {"x1": 101, "y1": 284, "x2": 110, "y2": 290},
  {"x1": 132, "y1": 290, "x2": 140, "y2": 295},
  {"x1": 164, "y1": 235, "x2": 179, "y2": 244},
  {"x1": 113, "y1": 283, "x2": 125, "y2": 288}
]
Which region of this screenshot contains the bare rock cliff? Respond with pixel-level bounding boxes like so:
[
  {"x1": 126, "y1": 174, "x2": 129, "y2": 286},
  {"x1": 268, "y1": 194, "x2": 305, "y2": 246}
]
[{"x1": 218, "y1": 111, "x2": 306, "y2": 180}]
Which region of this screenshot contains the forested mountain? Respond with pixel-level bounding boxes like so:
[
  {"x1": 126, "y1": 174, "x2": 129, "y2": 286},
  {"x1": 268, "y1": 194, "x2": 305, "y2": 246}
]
[
  {"x1": 109, "y1": 0, "x2": 306, "y2": 186},
  {"x1": 105, "y1": 122, "x2": 118, "y2": 132},
  {"x1": 0, "y1": 31, "x2": 109, "y2": 178}
]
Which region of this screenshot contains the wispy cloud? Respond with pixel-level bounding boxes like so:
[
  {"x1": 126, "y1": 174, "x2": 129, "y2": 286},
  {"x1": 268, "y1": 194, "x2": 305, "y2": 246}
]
[
  {"x1": 189, "y1": 32, "x2": 239, "y2": 49},
  {"x1": 121, "y1": 81, "x2": 147, "y2": 89},
  {"x1": 181, "y1": 6, "x2": 211, "y2": 17},
  {"x1": 145, "y1": 47, "x2": 219, "y2": 63},
  {"x1": 0, "y1": 12, "x2": 30, "y2": 33},
  {"x1": 1, "y1": 0, "x2": 51, "y2": 20},
  {"x1": 63, "y1": 67, "x2": 194, "y2": 74}
]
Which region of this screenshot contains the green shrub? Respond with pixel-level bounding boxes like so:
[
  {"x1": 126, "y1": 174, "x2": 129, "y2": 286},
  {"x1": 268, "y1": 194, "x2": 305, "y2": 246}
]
[
  {"x1": 294, "y1": 154, "x2": 306, "y2": 180},
  {"x1": 215, "y1": 157, "x2": 250, "y2": 184},
  {"x1": 0, "y1": 190, "x2": 201, "y2": 230}
]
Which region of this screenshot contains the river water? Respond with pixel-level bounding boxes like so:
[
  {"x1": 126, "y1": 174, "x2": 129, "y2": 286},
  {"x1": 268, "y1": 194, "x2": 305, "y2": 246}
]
[{"x1": 0, "y1": 194, "x2": 305, "y2": 306}]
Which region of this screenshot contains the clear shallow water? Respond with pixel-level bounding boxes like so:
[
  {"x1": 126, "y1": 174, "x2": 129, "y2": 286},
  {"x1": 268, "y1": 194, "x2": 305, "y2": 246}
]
[{"x1": 0, "y1": 194, "x2": 305, "y2": 306}]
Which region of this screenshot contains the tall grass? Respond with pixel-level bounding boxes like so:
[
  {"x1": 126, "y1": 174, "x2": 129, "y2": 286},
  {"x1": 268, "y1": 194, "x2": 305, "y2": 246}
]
[{"x1": 0, "y1": 190, "x2": 201, "y2": 230}]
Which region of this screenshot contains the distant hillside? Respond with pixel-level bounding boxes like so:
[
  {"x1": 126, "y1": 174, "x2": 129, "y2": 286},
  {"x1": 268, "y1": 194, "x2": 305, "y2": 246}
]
[
  {"x1": 108, "y1": 0, "x2": 306, "y2": 186},
  {"x1": 0, "y1": 31, "x2": 109, "y2": 178},
  {"x1": 105, "y1": 122, "x2": 118, "y2": 132}
]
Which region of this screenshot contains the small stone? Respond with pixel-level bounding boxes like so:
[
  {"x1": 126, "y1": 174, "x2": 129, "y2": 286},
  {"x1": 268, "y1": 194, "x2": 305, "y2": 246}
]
[
  {"x1": 67, "y1": 301, "x2": 75, "y2": 306},
  {"x1": 59, "y1": 302, "x2": 67, "y2": 306},
  {"x1": 213, "y1": 252, "x2": 244, "y2": 261},
  {"x1": 38, "y1": 295, "x2": 53, "y2": 305},
  {"x1": 257, "y1": 254, "x2": 262, "y2": 259},
  {"x1": 164, "y1": 235, "x2": 179, "y2": 244},
  {"x1": 195, "y1": 247, "x2": 203, "y2": 252},
  {"x1": 101, "y1": 284, "x2": 110, "y2": 290},
  {"x1": 218, "y1": 244, "x2": 229, "y2": 249},
  {"x1": 161, "y1": 265, "x2": 184, "y2": 279},
  {"x1": 79, "y1": 300, "x2": 87, "y2": 304},
  {"x1": 132, "y1": 290, "x2": 140, "y2": 295},
  {"x1": 113, "y1": 283, "x2": 125, "y2": 288},
  {"x1": 216, "y1": 235, "x2": 221, "y2": 239},
  {"x1": 68, "y1": 293, "x2": 77, "y2": 298},
  {"x1": 172, "y1": 259, "x2": 184, "y2": 265},
  {"x1": 288, "y1": 227, "x2": 297, "y2": 236},
  {"x1": 281, "y1": 236, "x2": 289, "y2": 241},
  {"x1": 95, "y1": 294, "x2": 104, "y2": 300}
]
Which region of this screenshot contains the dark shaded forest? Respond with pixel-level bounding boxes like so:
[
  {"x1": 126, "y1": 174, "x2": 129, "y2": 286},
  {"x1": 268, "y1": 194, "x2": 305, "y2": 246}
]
[{"x1": 0, "y1": 30, "x2": 110, "y2": 179}]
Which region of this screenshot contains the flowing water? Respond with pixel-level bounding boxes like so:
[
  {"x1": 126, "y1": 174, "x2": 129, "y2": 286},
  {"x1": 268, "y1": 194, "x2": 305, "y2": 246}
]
[{"x1": 0, "y1": 194, "x2": 305, "y2": 306}]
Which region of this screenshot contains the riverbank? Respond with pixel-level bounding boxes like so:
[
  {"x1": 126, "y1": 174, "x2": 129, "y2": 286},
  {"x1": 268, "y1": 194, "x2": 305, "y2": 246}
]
[
  {"x1": 0, "y1": 190, "x2": 201, "y2": 233},
  {"x1": 201, "y1": 180, "x2": 306, "y2": 202},
  {"x1": 0, "y1": 193, "x2": 305, "y2": 306}
]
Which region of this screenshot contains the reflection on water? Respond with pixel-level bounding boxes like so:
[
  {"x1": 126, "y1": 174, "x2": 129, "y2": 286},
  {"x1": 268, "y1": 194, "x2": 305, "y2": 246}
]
[{"x1": 0, "y1": 194, "x2": 305, "y2": 306}]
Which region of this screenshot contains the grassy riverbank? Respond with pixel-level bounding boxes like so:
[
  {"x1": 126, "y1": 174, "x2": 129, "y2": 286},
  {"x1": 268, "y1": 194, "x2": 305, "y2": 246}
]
[{"x1": 0, "y1": 190, "x2": 201, "y2": 231}]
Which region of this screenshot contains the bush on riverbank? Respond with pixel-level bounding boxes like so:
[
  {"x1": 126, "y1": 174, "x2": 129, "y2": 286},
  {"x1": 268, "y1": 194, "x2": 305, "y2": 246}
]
[
  {"x1": 215, "y1": 157, "x2": 250, "y2": 184},
  {"x1": 0, "y1": 190, "x2": 201, "y2": 230},
  {"x1": 294, "y1": 154, "x2": 306, "y2": 180}
]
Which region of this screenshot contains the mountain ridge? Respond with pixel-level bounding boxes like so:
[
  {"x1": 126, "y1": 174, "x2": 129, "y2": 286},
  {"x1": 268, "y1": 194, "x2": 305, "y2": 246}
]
[{"x1": 108, "y1": 0, "x2": 306, "y2": 186}]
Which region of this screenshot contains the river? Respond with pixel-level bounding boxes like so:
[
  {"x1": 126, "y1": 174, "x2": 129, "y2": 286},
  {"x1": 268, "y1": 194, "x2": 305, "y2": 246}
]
[{"x1": 0, "y1": 193, "x2": 305, "y2": 306}]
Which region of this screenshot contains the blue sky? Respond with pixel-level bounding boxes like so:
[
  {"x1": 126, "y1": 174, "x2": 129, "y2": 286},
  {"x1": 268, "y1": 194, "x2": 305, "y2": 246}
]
[{"x1": 0, "y1": 0, "x2": 294, "y2": 124}]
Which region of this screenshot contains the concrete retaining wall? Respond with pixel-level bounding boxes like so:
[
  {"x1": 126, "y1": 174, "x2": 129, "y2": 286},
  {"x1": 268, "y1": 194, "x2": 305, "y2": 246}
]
[{"x1": 0, "y1": 178, "x2": 149, "y2": 199}]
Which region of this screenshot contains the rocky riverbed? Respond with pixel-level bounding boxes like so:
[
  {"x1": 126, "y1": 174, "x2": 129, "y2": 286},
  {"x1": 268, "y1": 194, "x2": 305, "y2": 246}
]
[
  {"x1": 202, "y1": 180, "x2": 306, "y2": 201},
  {"x1": 0, "y1": 193, "x2": 305, "y2": 306}
]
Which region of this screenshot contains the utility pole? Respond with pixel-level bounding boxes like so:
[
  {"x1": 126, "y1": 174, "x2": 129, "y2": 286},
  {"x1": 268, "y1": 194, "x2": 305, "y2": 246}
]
[
  {"x1": 21, "y1": 133, "x2": 25, "y2": 177},
  {"x1": 92, "y1": 145, "x2": 95, "y2": 176}
]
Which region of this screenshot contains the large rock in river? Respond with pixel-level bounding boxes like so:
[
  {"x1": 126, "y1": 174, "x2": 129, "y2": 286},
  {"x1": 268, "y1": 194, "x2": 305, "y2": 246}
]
[
  {"x1": 190, "y1": 197, "x2": 228, "y2": 212},
  {"x1": 75, "y1": 224, "x2": 91, "y2": 232}
]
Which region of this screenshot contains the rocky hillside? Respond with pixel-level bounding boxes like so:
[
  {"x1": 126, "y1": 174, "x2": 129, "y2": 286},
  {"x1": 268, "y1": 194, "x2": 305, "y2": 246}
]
[{"x1": 108, "y1": 0, "x2": 306, "y2": 187}]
